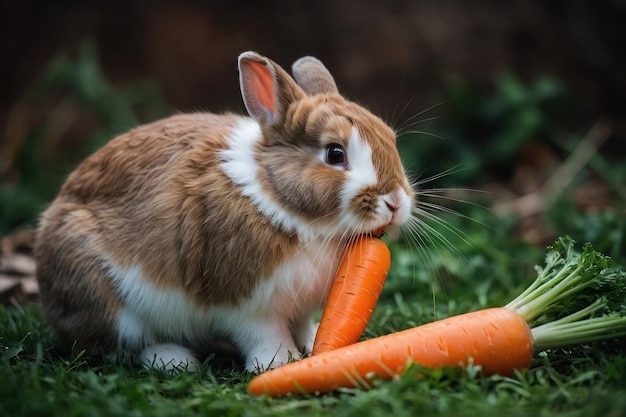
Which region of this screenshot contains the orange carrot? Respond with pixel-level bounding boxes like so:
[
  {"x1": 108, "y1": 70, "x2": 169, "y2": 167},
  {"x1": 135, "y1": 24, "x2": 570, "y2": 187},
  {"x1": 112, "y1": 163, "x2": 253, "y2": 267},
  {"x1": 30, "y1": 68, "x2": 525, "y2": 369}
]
[
  {"x1": 248, "y1": 238, "x2": 626, "y2": 396},
  {"x1": 249, "y1": 308, "x2": 533, "y2": 396},
  {"x1": 312, "y1": 234, "x2": 391, "y2": 355}
]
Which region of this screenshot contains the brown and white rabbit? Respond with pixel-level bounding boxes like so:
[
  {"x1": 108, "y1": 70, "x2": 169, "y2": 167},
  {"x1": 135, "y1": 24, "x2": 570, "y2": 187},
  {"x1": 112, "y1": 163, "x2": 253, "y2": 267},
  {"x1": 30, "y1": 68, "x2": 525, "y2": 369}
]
[{"x1": 35, "y1": 51, "x2": 414, "y2": 372}]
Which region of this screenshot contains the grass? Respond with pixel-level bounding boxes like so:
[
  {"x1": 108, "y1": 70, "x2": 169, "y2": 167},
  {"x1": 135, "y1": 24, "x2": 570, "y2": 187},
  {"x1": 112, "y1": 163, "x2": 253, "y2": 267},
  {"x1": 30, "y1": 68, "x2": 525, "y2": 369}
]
[
  {"x1": 2, "y1": 304, "x2": 624, "y2": 417},
  {"x1": 2, "y1": 41, "x2": 626, "y2": 416},
  {"x1": 2, "y1": 208, "x2": 626, "y2": 416}
]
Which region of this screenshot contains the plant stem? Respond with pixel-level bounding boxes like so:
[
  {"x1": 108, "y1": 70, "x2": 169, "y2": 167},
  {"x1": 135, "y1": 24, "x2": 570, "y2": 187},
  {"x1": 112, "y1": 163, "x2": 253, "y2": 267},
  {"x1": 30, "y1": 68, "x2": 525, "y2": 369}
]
[
  {"x1": 507, "y1": 264, "x2": 585, "y2": 323},
  {"x1": 532, "y1": 315, "x2": 626, "y2": 352}
]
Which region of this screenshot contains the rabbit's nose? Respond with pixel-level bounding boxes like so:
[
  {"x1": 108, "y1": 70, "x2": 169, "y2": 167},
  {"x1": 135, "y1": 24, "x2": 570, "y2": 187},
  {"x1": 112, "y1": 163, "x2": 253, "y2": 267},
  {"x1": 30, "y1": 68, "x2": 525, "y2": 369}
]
[{"x1": 384, "y1": 200, "x2": 398, "y2": 213}]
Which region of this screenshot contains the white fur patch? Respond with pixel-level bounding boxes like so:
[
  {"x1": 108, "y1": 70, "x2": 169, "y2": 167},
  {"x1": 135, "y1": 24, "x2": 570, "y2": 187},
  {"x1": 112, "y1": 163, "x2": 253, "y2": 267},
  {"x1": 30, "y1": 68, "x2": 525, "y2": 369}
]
[
  {"x1": 110, "y1": 264, "x2": 214, "y2": 349},
  {"x1": 220, "y1": 119, "x2": 317, "y2": 241},
  {"x1": 220, "y1": 238, "x2": 341, "y2": 370},
  {"x1": 108, "y1": 237, "x2": 342, "y2": 371},
  {"x1": 139, "y1": 344, "x2": 201, "y2": 372},
  {"x1": 346, "y1": 127, "x2": 378, "y2": 184},
  {"x1": 339, "y1": 127, "x2": 378, "y2": 230},
  {"x1": 117, "y1": 308, "x2": 153, "y2": 350}
]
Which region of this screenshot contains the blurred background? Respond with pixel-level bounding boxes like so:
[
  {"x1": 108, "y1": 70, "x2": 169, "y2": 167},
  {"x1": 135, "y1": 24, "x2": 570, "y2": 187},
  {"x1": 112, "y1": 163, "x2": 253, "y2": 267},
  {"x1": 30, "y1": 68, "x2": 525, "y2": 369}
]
[{"x1": 1, "y1": 0, "x2": 625, "y2": 302}]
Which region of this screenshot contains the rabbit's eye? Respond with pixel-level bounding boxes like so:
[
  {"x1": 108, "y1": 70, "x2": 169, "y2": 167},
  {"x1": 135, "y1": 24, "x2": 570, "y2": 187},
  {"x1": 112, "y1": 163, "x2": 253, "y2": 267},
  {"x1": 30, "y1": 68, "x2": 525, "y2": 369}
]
[{"x1": 325, "y1": 144, "x2": 345, "y2": 165}]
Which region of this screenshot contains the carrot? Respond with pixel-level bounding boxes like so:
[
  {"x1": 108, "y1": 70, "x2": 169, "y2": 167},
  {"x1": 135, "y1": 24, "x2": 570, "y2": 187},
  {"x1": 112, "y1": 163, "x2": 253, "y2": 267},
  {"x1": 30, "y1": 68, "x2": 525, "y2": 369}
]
[
  {"x1": 249, "y1": 307, "x2": 533, "y2": 396},
  {"x1": 248, "y1": 237, "x2": 626, "y2": 396},
  {"x1": 312, "y1": 234, "x2": 391, "y2": 355}
]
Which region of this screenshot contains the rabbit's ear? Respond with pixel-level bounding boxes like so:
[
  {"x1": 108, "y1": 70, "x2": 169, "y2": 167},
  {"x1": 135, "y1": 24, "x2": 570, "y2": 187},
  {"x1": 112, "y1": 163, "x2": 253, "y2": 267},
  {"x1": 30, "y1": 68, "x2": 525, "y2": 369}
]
[
  {"x1": 291, "y1": 56, "x2": 338, "y2": 96},
  {"x1": 238, "y1": 51, "x2": 304, "y2": 126}
]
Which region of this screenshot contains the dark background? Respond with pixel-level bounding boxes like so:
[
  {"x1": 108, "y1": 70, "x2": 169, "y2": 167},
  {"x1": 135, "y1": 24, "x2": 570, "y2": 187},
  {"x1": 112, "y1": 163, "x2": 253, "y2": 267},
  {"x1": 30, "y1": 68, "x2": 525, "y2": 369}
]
[{"x1": 3, "y1": 1, "x2": 625, "y2": 127}]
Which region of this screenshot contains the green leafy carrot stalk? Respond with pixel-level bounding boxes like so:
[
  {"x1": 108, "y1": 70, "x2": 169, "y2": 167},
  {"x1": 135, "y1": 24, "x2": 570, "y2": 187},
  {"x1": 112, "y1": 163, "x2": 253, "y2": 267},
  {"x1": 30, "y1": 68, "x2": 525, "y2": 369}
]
[
  {"x1": 505, "y1": 237, "x2": 626, "y2": 351},
  {"x1": 248, "y1": 237, "x2": 626, "y2": 396}
]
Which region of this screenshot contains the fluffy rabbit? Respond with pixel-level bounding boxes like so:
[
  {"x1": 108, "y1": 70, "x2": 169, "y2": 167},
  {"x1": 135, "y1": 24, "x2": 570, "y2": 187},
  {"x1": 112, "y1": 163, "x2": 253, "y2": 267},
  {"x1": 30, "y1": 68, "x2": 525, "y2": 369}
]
[{"x1": 35, "y1": 51, "x2": 414, "y2": 372}]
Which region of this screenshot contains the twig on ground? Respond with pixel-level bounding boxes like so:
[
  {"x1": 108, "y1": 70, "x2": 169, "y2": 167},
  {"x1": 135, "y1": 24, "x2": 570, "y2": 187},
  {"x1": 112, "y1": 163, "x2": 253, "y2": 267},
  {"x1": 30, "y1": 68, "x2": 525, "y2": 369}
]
[{"x1": 494, "y1": 119, "x2": 613, "y2": 218}]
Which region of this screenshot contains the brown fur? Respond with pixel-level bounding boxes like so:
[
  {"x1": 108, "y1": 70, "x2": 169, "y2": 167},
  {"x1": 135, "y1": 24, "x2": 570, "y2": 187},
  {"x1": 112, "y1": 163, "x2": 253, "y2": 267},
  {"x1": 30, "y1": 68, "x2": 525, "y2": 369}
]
[
  {"x1": 38, "y1": 113, "x2": 299, "y2": 306},
  {"x1": 35, "y1": 52, "x2": 413, "y2": 362},
  {"x1": 37, "y1": 205, "x2": 122, "y2": 353}
]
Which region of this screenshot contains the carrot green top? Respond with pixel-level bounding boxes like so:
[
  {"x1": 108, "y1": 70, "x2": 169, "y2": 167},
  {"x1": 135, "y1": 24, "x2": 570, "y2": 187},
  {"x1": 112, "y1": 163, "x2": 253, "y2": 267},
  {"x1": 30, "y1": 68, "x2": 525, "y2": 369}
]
[{"x1": 503, "y1": 237, "x2": 626, "y2": 352}]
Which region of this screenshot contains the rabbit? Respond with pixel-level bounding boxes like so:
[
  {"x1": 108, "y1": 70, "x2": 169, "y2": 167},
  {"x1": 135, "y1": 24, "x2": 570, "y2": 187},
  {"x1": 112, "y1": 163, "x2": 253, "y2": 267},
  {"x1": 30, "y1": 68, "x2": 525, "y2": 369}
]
[{"x1": 35, "y1": 51, "x2": 414, "y2": 373}]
